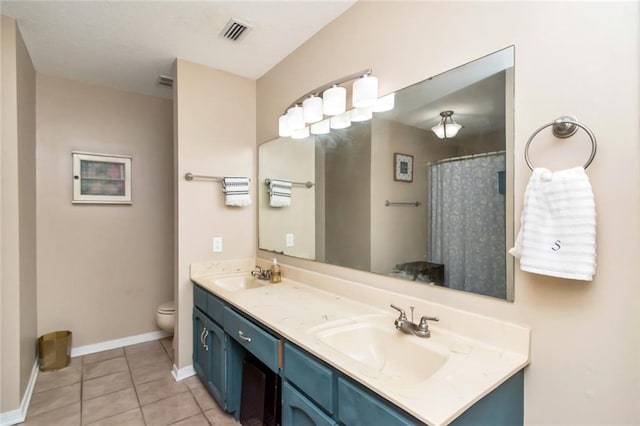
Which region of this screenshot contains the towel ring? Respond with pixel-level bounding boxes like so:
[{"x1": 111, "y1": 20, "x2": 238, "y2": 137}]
[{"x1": 524, "y1": 116, "x2": 597, "y2": 170}]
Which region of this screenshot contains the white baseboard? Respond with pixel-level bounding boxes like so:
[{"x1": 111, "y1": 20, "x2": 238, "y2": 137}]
[
  {"x1": 71, "y1": 330, "x2": 172, "y2": 357},
  {"x1": 0, "y1": 359, "x2": 39, "y2": 426},
  {"x1": 172, "y1": 364, "x2": 195, "y2": 381}
]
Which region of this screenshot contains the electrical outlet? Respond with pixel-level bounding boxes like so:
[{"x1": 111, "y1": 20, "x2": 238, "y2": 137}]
[
  {"x1": 213, "y1": 237, "x2": 223, "y2": 252},
  {"x1": 286, "y1": 233, "x2": 294, "y2": 247}
]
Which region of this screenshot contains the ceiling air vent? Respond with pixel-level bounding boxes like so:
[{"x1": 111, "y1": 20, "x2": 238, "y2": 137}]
[
  {"x1": 220, "y1": 18, "x2": 252, "y2": 42},
  {"x1": 157, "y1": 75, "x2": 174, "y2": 88}
]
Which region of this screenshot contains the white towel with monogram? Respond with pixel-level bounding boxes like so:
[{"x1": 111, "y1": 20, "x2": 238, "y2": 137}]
[{"x1": 509, "y1": 167, "x2": 596, "y2": 281}]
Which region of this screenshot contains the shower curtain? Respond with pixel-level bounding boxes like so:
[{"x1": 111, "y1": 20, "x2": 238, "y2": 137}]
[{"x1": 428, "y1": 152, "x2": 506, "y2": 298}]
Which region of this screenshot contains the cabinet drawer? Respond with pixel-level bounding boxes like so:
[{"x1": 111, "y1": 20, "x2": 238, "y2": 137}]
[
  {"x1": 224, "y1": 307, "x2": 280, "y2": 373},
  {"x1": 337, "y1": 377, "x2": 417, "y2": 426},
  {"x1": 206, "y1": 292, "x2": 226, "y2": 326},
  {"x1": 284, "y1": 343, "x2": 335, "y2": 415},
  {"x1": 282, "y1": 382, "x2": 337, "y2": 426},
  {"x1": 193, "y1": 285, "x2": 207, "y2": 312}
]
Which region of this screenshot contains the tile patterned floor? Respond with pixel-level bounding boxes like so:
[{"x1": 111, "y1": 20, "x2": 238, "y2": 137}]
[{"x1": 21, "y1": 337, "x2": 239, "y2": 426}]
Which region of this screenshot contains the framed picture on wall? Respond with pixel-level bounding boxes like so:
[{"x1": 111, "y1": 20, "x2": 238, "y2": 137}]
[
  {"x1": 394, "y1": 153, "x2": 413, "y2": 182},
  {"x1": 72, "y1": 151, "x2": 132, "y2": 204}
]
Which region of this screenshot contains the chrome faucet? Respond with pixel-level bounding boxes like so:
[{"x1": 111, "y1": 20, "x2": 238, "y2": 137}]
[
  {"x1": 250, "y1": 265, "x2": 271, "y2": 281},
  {"x1": 390, "y1": 304, "x2": 439, "y2": 338}
]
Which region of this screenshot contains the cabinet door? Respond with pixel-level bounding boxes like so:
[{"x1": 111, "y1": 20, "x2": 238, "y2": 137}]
[
  {"x1": 205, "y1": 318, "x2": 226, "y2": 409},
  {"x1": 282, "y1": 382, "x2": 337, "y2": 426},
  {"x1": 337, "y1": 377, "x2": 417, "y2": 426},
  {"x1": 193, "y1": 308, "x2": 211, "y2": 383},
  {"x1": 193, "y1": 308, "x2": 227, "y2": 410}
]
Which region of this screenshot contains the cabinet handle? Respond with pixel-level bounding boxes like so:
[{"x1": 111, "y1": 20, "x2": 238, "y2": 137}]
[
  {"x1": 203, "y1": 329, "x2": 209, "y2": 352},
  {"x1": 238, "y1": 331, "x2": 252, "y2": 343},
  {"x1": 200, "y1": 328, "x2": 206, "y2": 346}
]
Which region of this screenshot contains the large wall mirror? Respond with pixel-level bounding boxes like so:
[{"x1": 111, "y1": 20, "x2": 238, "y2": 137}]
[{"x1": 258, "y1": 46, "x2": 515, "y2": 301}]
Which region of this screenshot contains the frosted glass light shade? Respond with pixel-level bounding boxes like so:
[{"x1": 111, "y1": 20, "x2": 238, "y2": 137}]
[
  {"x1": 330, "y1": 111, "x2": 351, "y2": 129},
  {"x1": 310, "y1": 119, "x2": 330, "y2": 135},
  {"x1": 323, "y1": 85, "x2": 346, "y2": 116},
  {"x1": 278, "y1": 114, "x2": 292, "y2": 137},
  {"x1": 372, "y1": 93, "x2": 395, "y2": 112},
  {"x1": 431, "y1": 122, "x2": 462, "y2": 139},
  {"x1": 291, "y1": 127, "x2": 310, "y2": 139},
  {"x1": 303, "y1": 96, "x2": 323, "y2": 123},
  {"x1": 352, "y1": 75, "x2": 378, "y2": 108},
  {"x1": 350, "y1": 107, "x2": 372, "y2": 122},
  {"x1": 287, "y1": 105, "x2": 305, "y2": 130}
]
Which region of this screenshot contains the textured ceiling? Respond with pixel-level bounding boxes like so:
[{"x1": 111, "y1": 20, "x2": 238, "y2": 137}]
[{"x1": 0, "y1": 1, "x2": 355, "y2": 98}]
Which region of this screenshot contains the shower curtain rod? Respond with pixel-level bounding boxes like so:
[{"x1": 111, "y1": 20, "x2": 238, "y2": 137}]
[{"x1": 429, "y1": 150, "x2": 506, "y2": 166}]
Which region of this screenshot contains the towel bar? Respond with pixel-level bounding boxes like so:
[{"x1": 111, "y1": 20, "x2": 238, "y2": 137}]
[
  {"x1": 385, "y1": 200, "x2": 421, "y2": 207},
  {"x1": 185, "y1": 173, "x2": 251, "y2": 182},
  {"x1": 264, "y1": 178, "x2": 314, "y2": 189},
  {"x1": 524, "y1": 116, "x2": 597, "y2": 170}
]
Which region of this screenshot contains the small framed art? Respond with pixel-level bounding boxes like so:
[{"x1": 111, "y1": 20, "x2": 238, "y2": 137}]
[
  {"x1": 394, "y1": 153, "x2": 413, "y2": 182},
  {"x1": 72, "y1": 152, "x2": 132, "y2": 204}
]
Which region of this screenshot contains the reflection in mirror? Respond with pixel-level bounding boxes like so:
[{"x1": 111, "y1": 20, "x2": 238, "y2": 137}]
[{"x1": 259, "y1": 47, "x2": 514, "y2": 301}]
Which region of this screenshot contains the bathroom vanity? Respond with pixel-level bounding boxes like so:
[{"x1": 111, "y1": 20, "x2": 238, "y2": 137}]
[{"x1": 190, "y1": 261, "x2": 529, "y2": 426}]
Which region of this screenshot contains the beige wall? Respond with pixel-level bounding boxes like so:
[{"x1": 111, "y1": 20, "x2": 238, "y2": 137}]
[
  {"x1": 370, "y1": 119, "x2": 456, "y2": 275},
  {"x1": 174, "y1": 59, "x2": 256, "y2": 369},
  {"x1": 1, "y1": 15, "x2": 37, "y2": 413},
  {"x1": 322, "y1": 124, "x2": 371, "y2": 271},
  {"x1": 257, "y1": 2, "x2": 640, "y2": 424},
  {"x1": 258, "y1": 137, "x2": 316, "y2": 259},
  {"x1": 36, "y1": 74, "x2": 174, "y2": 347}
]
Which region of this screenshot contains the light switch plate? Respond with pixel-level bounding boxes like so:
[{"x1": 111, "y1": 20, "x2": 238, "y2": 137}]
[
  {"x1": 213, "y1": 237, "x2": 223, "y2": 252},
  {"x1": 286, "y1": 233, "x2": 294, "y2": 247}
]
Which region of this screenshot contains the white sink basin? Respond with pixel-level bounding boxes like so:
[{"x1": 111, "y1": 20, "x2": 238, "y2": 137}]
[
  {"x1": 315, "y1": 322, "x2": 448, "y2": 384},
  {"x1": 209, "y1": 274, "x2": 268, "y2": 292}
]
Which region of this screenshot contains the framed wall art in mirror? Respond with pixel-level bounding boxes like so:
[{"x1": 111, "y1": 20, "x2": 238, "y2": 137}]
[
  {"x1": 72, "y1": 151, "x2": 132, "y2": 204},
  {"x1": 394, "y1": 153, "x2": 414, "y2": 182},
  {"x1": 258, "y1": 46, "x2": 514, "y2": 301}
]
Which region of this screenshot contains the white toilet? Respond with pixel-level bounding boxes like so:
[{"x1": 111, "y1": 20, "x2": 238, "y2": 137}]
[{"x1": 156, "y1": 301, "x2": 175, "y2": 334}]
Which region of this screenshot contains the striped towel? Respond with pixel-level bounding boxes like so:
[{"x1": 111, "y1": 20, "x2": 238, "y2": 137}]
[
  {"x1": 269, "y1": 179, "x2": 292, "y2": 207},
  {"x1": 509, "y1": 167, "x2": 596, "y2": 281},
  {"x1": 222, "y1": 177, "x2": 251, "y2": 207}
]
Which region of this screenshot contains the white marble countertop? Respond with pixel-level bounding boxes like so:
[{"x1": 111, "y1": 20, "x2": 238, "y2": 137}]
[{"x1": 190, "y1": 260, "x2": 530, "y2": 426}]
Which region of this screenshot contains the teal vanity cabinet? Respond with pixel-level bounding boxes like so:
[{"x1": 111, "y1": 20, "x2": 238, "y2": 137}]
[
  {"x1": 192, "y1": 308, "x2": 226, "y2": 406},
  {"x1": 193, "y1": 284, "x2": 280, "y2": 421},
  {"x1": 192, "y1": 285, "x2": 243, "y2": 418},
  {"x1": 283, "y1": 343, "x2": 417, "y2": 426},
  {"x1": 283, "y1": 382, "x2": 337, "y2": 426},
  {"x1": 283, "y1": 343, "x2": 337, "y2": 426},
  {"x1": 194, "y1": 284, "x2": 524, "y2": 426},
  {"x1": 282, "y1": 341, "x2": 524, "y2": 426}
]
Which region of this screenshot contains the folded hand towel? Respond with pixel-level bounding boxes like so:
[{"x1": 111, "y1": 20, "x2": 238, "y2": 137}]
[
  {"x1": 269, "y1": 179, "x2": 292, "y2": 208},
  {"x1": 509, "y1": 167, "x2": 596, "y2": 280},
  {"x1": 222, "y1": 177, "x2": 251, "y2": 207}
]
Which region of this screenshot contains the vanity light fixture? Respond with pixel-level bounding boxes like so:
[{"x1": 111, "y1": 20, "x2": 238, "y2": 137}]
[
  {"x1": 291, "y1": 126, "x2": 310, "y2": 139},
  {"x1": 278, "y1": 115, "x2": 292, "y2": 137},
  {"x1": 286, "y1": 105, "x2": 305, "y2": 131},
  {"x1": 303, "y1": 95, "x2": 323, "y2": 123},
  {"x1": 372, "y1": 93, "x2": 395, "y2": 112},
  {"x1": 352, "y1": 74, "x2": 379, "y2": 108},
  {"x1": 277, "y1": 69, "x2": 378, "y2": 138},
  {"x1": 431, "y1": 110, "x2": 462, "y2": 139},
  {"x1": 310, "y1": 119, "x2": 330, "y2": 135},
  {"x1": 350, "y1": 106, "x2": 373, "y2": 122},
  {"x1": 330, "y1": 111, "x2": 351, "y2": 129},
  {"x1": 323, "y1": 85, "x2": 347, "y2": 116}
]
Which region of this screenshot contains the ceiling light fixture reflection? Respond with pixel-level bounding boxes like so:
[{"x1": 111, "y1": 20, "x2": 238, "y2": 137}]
[{"x1": 431, "y1": 110, "x2": 462, "y2": 139}]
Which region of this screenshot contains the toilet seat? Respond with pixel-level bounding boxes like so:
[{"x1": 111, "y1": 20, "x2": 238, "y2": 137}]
[{"x1": 158, "y1": 301, "x2": 175, "y2": 315}]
